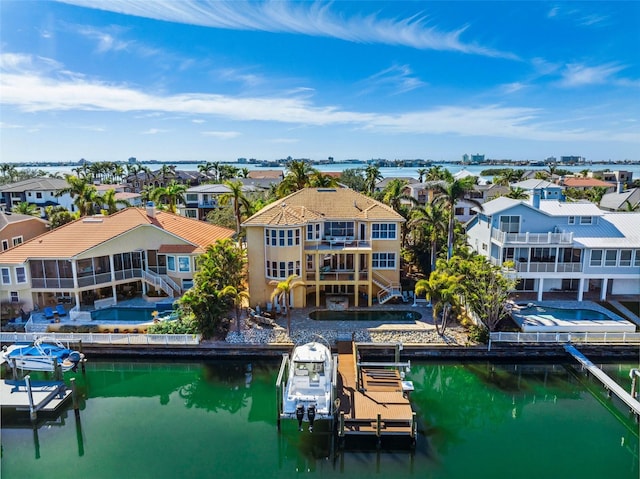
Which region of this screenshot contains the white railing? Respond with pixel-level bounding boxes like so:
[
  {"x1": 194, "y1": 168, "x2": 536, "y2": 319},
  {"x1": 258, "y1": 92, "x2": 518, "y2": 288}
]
[
  {"x1": 489, "y1": 331, "x2": 640, "y2": 350},
  {"x1": 141, "y1": 270, "x2": 175, "y2": 298},
  {"x1": 161, "y1": 274, "x2": 182, "y2": 294},
  {"x1": 491, "y1": 230, "x2": 573, "y2": 244},
  {"x1": 0, "y1": 332, "x2": 201, "y2": 346}
]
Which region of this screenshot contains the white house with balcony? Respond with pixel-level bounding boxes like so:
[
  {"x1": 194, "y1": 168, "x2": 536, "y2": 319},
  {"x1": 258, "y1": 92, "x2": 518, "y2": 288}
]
[
  {"x1": 466, "y1": 192, "x2": 640, "y2": 301},
  {"x1": 182, "y1": 183, "x2": 263, "y2": 220}
]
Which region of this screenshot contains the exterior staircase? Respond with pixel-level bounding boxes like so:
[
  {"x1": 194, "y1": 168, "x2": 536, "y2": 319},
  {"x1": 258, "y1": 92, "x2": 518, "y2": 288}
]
[
  {"x1": 141, "y1": 270, "x2": 178, "y2": 298},
  {"x1": 372, "y1": 271, "x2": 403, "y2": 304}
]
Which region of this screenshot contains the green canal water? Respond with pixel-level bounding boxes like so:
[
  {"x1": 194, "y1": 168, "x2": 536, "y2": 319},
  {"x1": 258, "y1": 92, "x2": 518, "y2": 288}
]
[{"x1": 1, "y1": 360, "x2": 638, "y2": 479}]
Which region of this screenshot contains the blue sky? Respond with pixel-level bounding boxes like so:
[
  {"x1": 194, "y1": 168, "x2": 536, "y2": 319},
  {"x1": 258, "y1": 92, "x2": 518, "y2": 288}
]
[{"x1": 1, "y1": 1, "x2": 638, "y2": 164}]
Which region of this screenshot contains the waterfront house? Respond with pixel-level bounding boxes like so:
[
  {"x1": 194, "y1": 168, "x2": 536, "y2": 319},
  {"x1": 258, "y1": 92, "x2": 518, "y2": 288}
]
[
  {"x1": 0, "y1": 177, "x2": 74, "y2": 217},
  {"x1": 242, "y1": 187, "x2": 405, "y2": 309},
  {"x1": 0, "y1": 204, "x2": 234, "y2": 313},
  {"x1": 0, "y1": 211, "x2": 49, "y2": 251},
  {"x1": 465, "y1": 192, "x2": 640, "y2": 301},
  {"x1": 182, "y1": 183, "x2": 265, "y2": 220}
]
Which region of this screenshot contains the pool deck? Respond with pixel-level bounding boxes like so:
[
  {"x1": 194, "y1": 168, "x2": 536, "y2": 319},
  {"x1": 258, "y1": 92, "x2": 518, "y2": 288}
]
[{"x1": 510, "y1": 300, "x2": 637, "y2": 333}]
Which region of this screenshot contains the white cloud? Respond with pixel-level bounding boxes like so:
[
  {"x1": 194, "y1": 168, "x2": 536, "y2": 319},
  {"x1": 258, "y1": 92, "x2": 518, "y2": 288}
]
[
  {"x1": 1, "y1": 53, "x2": 636, "y2": 144},
  {"x1": 141, "y1": 128, "x2": 168, "y2": 135},
  {"x1": 77, "y1": 25, "x2": 130, "y2": 52},
  {"x1": 191, "y1": 119, "x2": 206, "y2": 124},
  {"x1": 56, "y1": 0, "x2": 516, "y2": 59},
  {"x1": 201, "y1": 130, "x2": 241, "y2": 139},
  {"x1": 359, "y1": 64, "x2": 426, "y2": 96},
  {"x1": 559, "y1": 63, "x2": 626, "y2": 87}
]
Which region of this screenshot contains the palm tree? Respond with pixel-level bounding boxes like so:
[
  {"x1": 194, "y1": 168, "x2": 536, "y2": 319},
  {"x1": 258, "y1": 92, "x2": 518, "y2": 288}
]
[
  {"x1": 409, "y1": 202, "x2": 447, "y2": 273},
  {"x1": 309, "y1": 171, "x2": 338, "y2": 188},
  {"x1": 220, "y1": 285, "x2": 250, "y2": 333},
  {"x1": 269, "y1": 274, "x2": 305, "y2": 335},
  {"x1": 494, "y1": 169, "x2": 524, "y2": 186},
  {"x1": 433, "y1": 177, "x2": 482, "y2": 259},
  {"x1": 98, "y1": 189, "x2": 131, "y2": 215},
  {"x1": 198, "y1": 162, "x2": 215, "y2": 180},
  {"x1": 623, "y1": 200, "x2": 640, "y2": 212},
  {"x1": 414, "y1": 268, "x2": 462, "y2": 335},
  {"x1": 58, "y1": 175, "x2": 99, "y2": 216},
  {"x1": 425, "y1": 165, "x2": 453, "y2": 182},
  {"x1": 505, "y1": 187, "x2": 529, "y2": 200},
  {"x1": 12, "y1": 201, "x2": 40, "y2": 216},
  {"x1": 277, "y1": 160, "x2": 317, "y2": 197},
  {"x1": 151, "y1": 180, "x2": 187, "y2": 213},
  {"x1": 219, "y1": 180, "x2": 251, "y2": 239},
  {"x1": 416, "y1": 168, "x2": 428, "y2": 183},
  {"x1": 364, "y1": 164, "x2": 382, "y2": 196},
  {"x1": 587, "y1": 186, "x2": 609, "y2": 205}
]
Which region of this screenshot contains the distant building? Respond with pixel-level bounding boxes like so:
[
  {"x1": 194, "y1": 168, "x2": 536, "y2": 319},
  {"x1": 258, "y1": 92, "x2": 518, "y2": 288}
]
[
  {"x1": 560, "y1": 155, "x2": 585, "y2": 164},
  {"x1": 589, "y1": 170, "x2": 633, "y2": 187},
  {"x1": 470, "y1": 154, "x2": 485, "y2": 164},
  {"x1": 0, "y1": 178, "x2": 74, "y2": 217}
]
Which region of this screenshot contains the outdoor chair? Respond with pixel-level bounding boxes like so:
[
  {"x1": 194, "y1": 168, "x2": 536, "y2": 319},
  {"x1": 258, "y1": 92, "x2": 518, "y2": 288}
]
[
  {"x1": 43, "y1": 307, "x2": 55, "y2": 319},
  {"x1": 56, "y1": 305, "x2": 67, "y2": 316}
]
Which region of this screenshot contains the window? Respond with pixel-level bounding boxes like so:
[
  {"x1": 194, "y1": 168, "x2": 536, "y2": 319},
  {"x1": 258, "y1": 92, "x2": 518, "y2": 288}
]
[
  {"x1": 184, "y1": 209, "x2": 197, "y2": 218},
  {"x1": 287, "y1": 261, "x2": 294, "y2": 276},
  {"x1": 604, "y1": 250, "x2": 617, "y2": 267},
  {"x1": 372, "y1": 253, "x2": 396, "y2": 269},
  {"x1": 619, "y1": 250, "x2": 632, "y2": 267},
  {"x1": 295, "y1": 229, "x2": 300, "y2": 245},
  {"x1": 15, "y1": 267, "x2": 26, "y2": 284},
  {"x1": 178, "y1": 256, "x2": 190, "y2": 272},
  {"x1": 499, "y1": 216, "x2": 520, "y2": 233},
  {"x1": 372, "y1": 223, "x2": 397, "y2": 239},
  {"x1": 10, "y1": 292, "x2": 19, "y2": 303},
  {"x1": 186, "y1": 193, "x2": 198, "y2": 203},
  {"x1": 635, "y1": 250, "x2": 640, "y2": 267},
  {"x1": 325, "y1": 221, "x2": 354, "y2": 238},
  {"x1": 12, "y1": 236, "x2": 23, "y2": 247},
  {"x1": 590, "y1": 250, "x2": 602, "y2": 267},
  {"x1": 1, "y1": 240, "x2": 8, "y2": 251},
  {"x1": 182, "y1": 279, "x2": 194, "y2": 289},
  {"x1": 454, "y1": 207, "x2": 465, "y2": 216},
  {"x1": 279, "y1": 261, "x2": 286, "y2": 278},
  {"x1": 36, "y1": 192, "x2": 42, "y2": 199},
  {"x1": 307, "y1": 224, "x2": 321, "y2": 241},
  {"x1": 279, "y1": 230, "x2": 285, "y2": 247},
  {"x1": 287, "y1": 230, "x2": 293, "y2": 246},
  {"x1": 568, "y1": 216, "x2": 575, "y2": 225},
  {"x1": 270, "y1": 229, "x2": 277, "y2": 246},
  {"x1": 1, "y1": 267, "x2": 10, "y2": 285},
  {"x1": 167, "y1": 256, "x2": 176, "y2": 272},
  {"x1": 580, "y1": 216, "x2": 593, "y2": 225}
]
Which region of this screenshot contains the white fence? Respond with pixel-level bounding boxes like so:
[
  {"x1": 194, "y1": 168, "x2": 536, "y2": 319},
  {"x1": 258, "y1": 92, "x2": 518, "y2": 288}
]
[
  {"x1": 489, "y1": 331, "x2": 640, "y2": 350},
  {"x1": 0, "y1": 332, "x2": 201, "y2": 346}
]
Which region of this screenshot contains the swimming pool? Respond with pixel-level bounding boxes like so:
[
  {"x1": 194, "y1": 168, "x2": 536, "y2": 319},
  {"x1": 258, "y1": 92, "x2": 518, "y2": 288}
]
[
  {"x1": 310, "y1": 309, "x2": 422, "y2": 322},
  {"x1": 511, "y1": 303, "x2": 636, "y2": 333},
  {"x1": 91, "y1": 306, "x2": 157, "y2": 323}
]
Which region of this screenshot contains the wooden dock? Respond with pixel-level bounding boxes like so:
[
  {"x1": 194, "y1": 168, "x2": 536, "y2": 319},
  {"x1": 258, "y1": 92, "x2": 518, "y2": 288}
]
[
  {"x1": 335, "y1": 341, "x2": 416, "y2": 444},
  {"x1": 564, "y1": 344, "x2": 640, "y2": 417}
]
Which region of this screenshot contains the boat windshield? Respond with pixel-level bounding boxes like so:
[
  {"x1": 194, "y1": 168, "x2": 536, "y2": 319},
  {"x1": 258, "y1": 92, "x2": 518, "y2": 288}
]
[{"x1": 293, "y1": 361, "x2": 324, "y2": 376}]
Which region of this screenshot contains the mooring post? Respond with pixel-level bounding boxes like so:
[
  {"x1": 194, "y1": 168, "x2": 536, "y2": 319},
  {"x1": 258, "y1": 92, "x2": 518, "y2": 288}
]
[
  {"x1": 25, "y1": 374, "x2": 36, "y2": 421},
  {"x1": 71, "y1": 377, "x2": 79, "y2": 411},
  {"x1": 54, "y1": 361, "x2": 62, "y2": 381},
  {"x1": 79, "y1": 339, "x2": 85, "y2": 373}
]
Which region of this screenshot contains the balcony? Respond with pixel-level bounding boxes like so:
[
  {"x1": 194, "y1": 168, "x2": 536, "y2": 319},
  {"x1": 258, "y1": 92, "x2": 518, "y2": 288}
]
[
  {"x1": 305, "y1": 270, "x2": 367, "y2": 282},
  {"x1": 31, "y1": 278, "x2": 75, "y2": 289},
  {"x1": 492, "y1": 259, "x2": 583, "y2": 274},
  {"x1": 491, "y1": 230, "x2": 573, "y2": 245},
  {"x1": 304, "y1": 238, "x2": 371, "y2": 251}
]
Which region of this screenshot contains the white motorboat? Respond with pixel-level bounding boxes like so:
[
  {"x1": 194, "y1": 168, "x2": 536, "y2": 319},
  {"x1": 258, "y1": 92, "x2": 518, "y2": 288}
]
[
  {"x1": 2, "y1": 338, "x2": 85, "y2": 372},
  {"x1": 281, "y1": 341, "x2": 335, "y2": 431}
]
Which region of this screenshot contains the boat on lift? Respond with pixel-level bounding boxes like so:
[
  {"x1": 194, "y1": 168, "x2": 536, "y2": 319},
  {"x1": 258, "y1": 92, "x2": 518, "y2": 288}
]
[
  {"x1": 2, "y1": 337, "x2": 85, "y2": 372},
  {"x1": 279, "y1": 341, "x2": 336, "y2": 432}
]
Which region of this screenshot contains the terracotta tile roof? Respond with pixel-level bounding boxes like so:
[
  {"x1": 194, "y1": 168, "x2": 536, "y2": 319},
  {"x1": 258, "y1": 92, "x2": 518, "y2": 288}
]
[
  {"x1": 247, "y1": 169, "x2": 284, "y2": 179},
  {"x1": 243, "y1": 188, "x2": 404, "y2": 226},
  {"x1": 561, "y1": 177, "x2": 612, "y2": 188},
  {"x1": 158, "y1": 244, "x2": 199, "y2": 254},
  {"x1": 0, "y1": 207, "x2": 234, "y2": 264}
]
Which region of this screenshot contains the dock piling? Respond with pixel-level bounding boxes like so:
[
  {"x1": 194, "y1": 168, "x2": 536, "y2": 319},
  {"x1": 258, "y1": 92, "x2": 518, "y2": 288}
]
[{"x1": 24, "y1": 375, "x2": 36, "y2": 421}]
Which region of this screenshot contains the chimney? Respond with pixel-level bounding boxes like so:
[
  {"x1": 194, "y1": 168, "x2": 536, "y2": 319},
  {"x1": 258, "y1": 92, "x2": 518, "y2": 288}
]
[
  {"x1": 532, "y1": 189, "x2": 541, "y2": 209},
  {"x1": 617, "y1": 182, "x2": 624, "y2": 194},
  {"x1": 146, "y1": 201, "x2": 156, "y2": 218}
]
